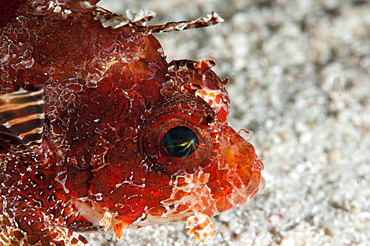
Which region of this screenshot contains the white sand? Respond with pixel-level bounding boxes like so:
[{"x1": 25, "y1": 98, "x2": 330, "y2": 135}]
[{"x1": 83, "y1": 0, "x2": 370, "y2": 245}]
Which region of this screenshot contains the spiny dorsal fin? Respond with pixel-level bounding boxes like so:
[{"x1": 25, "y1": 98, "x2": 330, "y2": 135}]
[{"x1": 0, "y1": 89, "x2": 45, "y2": 147}]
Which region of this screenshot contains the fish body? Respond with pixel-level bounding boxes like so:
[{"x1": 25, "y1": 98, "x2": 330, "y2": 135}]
[{"x1": 0, "y1": 0, "x2": 265, "y2": 244}]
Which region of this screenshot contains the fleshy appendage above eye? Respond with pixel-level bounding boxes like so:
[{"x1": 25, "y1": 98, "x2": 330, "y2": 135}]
[{"x1": 140, "y1": 95, "x2": 219, "y2": 175}]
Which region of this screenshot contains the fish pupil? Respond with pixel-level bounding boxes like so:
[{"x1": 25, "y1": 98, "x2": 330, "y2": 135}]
[{"x1": 163, "y1": 126, "x2": 199, "y2": 158}]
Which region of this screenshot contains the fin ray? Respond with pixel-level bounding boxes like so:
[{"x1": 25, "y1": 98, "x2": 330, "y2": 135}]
[{"x1": 0, "y1": 89, "x2": 45, "y2": 146}]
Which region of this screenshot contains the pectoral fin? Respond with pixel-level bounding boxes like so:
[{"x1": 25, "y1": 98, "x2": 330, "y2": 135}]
[{"x1": 0, "y1": 89, "x2": 45, "y2": 147}]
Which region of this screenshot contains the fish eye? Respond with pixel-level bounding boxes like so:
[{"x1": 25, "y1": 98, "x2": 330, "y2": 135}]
[
  {"x1": 163, "y1": 126, "x2": 199, "y2": 158},
  {"x1": 140, "y1": 95, "x2": 218, "y2": 175}
]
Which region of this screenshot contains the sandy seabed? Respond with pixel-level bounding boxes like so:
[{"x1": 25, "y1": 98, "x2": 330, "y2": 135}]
[{"x1": 83, "y1": 0, "x2": 370, "y2": 245}]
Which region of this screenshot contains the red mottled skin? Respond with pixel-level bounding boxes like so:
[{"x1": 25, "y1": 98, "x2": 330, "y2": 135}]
[{"x1": 0, "y1": 0, "x2": 265, "y2": 245}]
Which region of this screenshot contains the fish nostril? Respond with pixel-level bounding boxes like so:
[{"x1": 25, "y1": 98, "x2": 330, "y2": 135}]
[{"x1": 205, "y1": 115, "x2": 214, "y2": 124}]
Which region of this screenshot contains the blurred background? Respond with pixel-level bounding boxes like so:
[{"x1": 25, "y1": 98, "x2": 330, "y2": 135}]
[{"x1": 84, "y1": 0, "x2": 370, "y2": 245}]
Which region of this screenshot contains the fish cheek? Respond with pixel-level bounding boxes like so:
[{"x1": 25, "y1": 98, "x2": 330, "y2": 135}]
[
  {"x1": 88, "y1": 160, "x2": 173, "y2": 224},
  {"x1": 65, "y1": 165, "x2": 92, "y2": 198}
]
